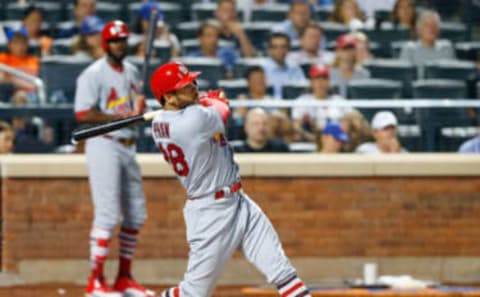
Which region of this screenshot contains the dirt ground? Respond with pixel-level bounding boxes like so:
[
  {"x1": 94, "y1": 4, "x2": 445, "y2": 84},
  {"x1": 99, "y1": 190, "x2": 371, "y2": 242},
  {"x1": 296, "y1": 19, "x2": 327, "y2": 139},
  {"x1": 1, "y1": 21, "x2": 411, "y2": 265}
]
[{"x1": 0, "y1": 284, "x2": 247, "y2": 297}]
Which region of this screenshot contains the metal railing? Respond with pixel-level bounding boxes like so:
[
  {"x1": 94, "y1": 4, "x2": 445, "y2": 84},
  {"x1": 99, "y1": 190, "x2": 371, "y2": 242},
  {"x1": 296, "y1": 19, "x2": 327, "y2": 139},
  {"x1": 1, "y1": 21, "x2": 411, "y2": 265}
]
[{"x1": 0, "y1": 62, "x2": 46, "y2": 105}]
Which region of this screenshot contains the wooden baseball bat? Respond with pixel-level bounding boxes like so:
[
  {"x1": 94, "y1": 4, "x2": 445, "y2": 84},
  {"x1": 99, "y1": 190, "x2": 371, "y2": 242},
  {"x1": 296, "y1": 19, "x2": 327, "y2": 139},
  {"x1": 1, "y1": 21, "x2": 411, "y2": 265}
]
[{"x1": 71, "y1": 110, "x2": 162, "y2": 142}]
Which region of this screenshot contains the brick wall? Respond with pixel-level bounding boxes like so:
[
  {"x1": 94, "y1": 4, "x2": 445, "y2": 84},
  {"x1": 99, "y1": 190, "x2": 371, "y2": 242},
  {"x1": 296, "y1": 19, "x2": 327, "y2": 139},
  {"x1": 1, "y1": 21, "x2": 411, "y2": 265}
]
[{"x1": 2, "y1": 177, "x2": 480, "y2": 271}]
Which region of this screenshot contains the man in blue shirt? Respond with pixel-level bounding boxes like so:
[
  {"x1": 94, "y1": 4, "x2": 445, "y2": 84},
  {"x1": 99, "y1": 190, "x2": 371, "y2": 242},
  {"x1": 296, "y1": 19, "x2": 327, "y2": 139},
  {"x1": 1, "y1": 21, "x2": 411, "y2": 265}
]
[
  {"x1": 272, "y1": 0, "x2": 312, "y2": 45},
  {"x1": 262, "y1": 32, "x2": 306, "y2": 99},
  {"x1": 188, "y1": 20, "x2": 238, "y2": 78}
]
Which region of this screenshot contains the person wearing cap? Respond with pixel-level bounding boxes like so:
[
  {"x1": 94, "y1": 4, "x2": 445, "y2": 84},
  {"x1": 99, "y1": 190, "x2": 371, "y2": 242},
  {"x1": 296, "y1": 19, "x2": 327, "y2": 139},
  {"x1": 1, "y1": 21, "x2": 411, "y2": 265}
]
[
  {"x1": 263, "y1": 32, "x2": 306, "y2": 99},
  {"x1": 318, "y1": 122, "x2": 349, "y2": 153},
  {"x1": 71, "y1": 15, "x2": 105, "y2": 60},
  {"x1": 132, "y1": 0, "x2": 180, "y2": 58},
  {"x1": 272, "y1": 0, "x2": 314, "y2": 46},
  {"x1": 188, "y1": 20, "x2": 238, "y2": 78},
  {"x1": 292, "y1": 64, "x2": 351, "y2": 142},
  {"x1": 286, "y1": 22, "x2": 334, "y2": 66},
  {"x1": 355, "y1": 110, "x2": 408, "y2": 154},
  {"x1": 330, "y1": 33, "x2": 370, "y2": 98},
  {"x1": 0, "y1": 28, "x2": 40, "y2": 99}
]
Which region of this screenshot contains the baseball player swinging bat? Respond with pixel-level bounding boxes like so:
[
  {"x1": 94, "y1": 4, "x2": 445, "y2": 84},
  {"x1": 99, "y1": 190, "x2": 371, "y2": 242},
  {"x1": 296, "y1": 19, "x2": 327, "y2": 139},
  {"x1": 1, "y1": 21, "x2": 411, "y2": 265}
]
[{"x1": 72, "y1": 110, "x2": 162, "y2": 142}]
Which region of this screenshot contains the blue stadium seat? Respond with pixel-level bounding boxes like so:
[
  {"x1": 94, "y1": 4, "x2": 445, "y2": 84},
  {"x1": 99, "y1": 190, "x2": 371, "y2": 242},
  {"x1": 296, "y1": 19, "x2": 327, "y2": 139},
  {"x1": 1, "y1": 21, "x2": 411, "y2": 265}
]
[
  {"x1": 251, "y1": 4, "x2": 288, "y2": 22},
  {"x1": 455, "y1": 41, "x2": 480, "y2": 62},
  {"x1": 39, "y1": 56, "x2": 91, "y2": 103},
  {"x1": 175, "y1": 21, "x2": 200, "y2": 41},
  {"x1": 364, "y1": 59, "x2": 417, "y2": 97},
  {"x1": 317, "y1": 22, "x2": 349, "y2": 43},
  {"x1": 243, "y1": 22, "x2": 276, "y2": 51},
  {"x1": 314, "y1": 6, "x2": 332, "y2": 21},
  {"x1": 218, "y1": 79, "x2": 248, "y2": 99},
  {"x1": 440, "y1": 22, "x2": 468, "y2": 43},
  {"x1": 153, "y1": 40, "x2": 172, "y2": 62},
  {"x1": 364, "y1": 27, "x2": 410, "y2": 58},
  {"x1": 477, "y1": 81, "x2": 480, "y2": 99},
  {"x1": 191, "y1": 3, "x2": 217, "y2": 22},
  {"x1": 6, "y1": 2, "x2": 64, "y2": 24},
  {"x1": 424, "y1": 59, "x2": 477, "y2": 81},
  {"x1": 0, "y1": 82, "x2": 15, "y2": 103},
  {"x1": 174, "y1": 57, "x2": 224, "y2": 88},
  {"x1": 281, "y1": 80, "x2": 310, "y2": 100}
]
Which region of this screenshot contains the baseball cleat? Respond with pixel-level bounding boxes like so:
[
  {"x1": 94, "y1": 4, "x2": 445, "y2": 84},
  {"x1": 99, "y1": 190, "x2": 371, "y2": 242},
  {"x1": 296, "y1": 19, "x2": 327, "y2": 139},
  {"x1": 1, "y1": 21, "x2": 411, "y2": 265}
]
[
  {"x1": 113, "y1": 276, "x2": 155, "y2": 297},
  {"x1": 86, "y1": 276, "x2": 122, "y2": 297}
]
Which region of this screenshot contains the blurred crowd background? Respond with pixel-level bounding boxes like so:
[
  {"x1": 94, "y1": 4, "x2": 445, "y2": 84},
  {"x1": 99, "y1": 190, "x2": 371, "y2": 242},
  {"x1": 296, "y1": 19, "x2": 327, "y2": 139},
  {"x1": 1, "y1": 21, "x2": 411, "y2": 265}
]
[{"x1": 0, "y1": 0, "x2": 479, "y2": 154}]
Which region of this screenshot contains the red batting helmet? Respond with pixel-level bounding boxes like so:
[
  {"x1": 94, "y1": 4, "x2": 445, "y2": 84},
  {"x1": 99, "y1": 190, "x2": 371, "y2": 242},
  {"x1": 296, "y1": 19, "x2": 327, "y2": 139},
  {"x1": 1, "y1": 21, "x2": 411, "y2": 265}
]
[
  {"x1": 101, "y1": 20, "x2": 129, "y2": 51},
  {"x1": 150, "y1": 62, "x2": 201, "y2": 103}
]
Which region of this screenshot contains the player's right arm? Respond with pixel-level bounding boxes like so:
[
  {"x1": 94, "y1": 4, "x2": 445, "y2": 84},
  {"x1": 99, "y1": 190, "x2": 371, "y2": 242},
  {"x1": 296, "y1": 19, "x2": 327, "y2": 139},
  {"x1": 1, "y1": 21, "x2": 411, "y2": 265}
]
[{"x1": 74, "y1": 68, "x2": 124, "y2": 124}]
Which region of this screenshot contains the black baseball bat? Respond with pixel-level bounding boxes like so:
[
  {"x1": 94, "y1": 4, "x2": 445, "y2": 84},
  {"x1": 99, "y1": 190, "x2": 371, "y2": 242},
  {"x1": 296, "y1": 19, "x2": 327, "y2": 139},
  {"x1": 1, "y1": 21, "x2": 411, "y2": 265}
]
[
  {"x1": 141, "y1": 8, "x2": 158, "y2": 90},
  {"x1": 72, "y1": 110, "x2": 162, "y2": 142}
]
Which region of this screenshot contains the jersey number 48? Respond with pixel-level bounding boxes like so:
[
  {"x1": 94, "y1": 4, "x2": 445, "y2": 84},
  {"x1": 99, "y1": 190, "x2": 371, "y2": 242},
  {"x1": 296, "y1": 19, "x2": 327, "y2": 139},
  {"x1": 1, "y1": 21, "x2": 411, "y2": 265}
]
[{"x1": 158, "y1": 143, "x2": 189, "y2": 176}]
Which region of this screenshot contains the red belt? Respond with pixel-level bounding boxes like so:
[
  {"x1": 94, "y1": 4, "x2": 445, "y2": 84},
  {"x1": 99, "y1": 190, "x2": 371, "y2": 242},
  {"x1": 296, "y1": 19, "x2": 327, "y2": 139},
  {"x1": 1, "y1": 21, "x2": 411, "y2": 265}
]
[
  {"x1": 215, "y1": 181, "x2": 242, "y2": 199},
  {"x1": 103, "y1": 135, "x2": 137, "y2": 146}
]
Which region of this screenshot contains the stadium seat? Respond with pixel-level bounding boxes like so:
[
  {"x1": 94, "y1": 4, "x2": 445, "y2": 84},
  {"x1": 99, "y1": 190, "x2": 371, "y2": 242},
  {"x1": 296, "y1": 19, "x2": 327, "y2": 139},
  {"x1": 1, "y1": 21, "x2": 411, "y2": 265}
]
[
  {"x1": 347, "y1": 78, "x2": 404, "y2": 120},
  {"x1": 181, "y1": 39, "x2": 234, "y2": 55},
  {"x1": 128, "y1": 2, "x2": 183, "y2": 27},
  {"x1": 317, "y1": 22, "x2": 349, "y2": 43},
  {"x1": 440, "y1": 22, "x2": 468, "y2": 43},
  {"x1": 174, "y1": 57, "x2": 224, "y2": 88},
  {"x1": 439, "y1": 126, "x2": 479, "y2": 152},
  {"x1": 281, "y1": 80, "x2": 310, "y2": 100},
  {"x1": 454, "y1": 41, "x2": 480, "y2": 62},
  {"x1": 176, "y1": 21, "x2": 200, "y2": 40},
  {"x1": 390, "y1": 40, "x2": 409, "y2": 58},
  {"x1": 218, "y1": 79, "x2": 248, "y2": 99},
  {"x1": 412, "y1": 79, "x2": 472, "y2": 151},
  {"x1": 233, "y1": 57, "x2": 265, "y2": 78},
  {"x1": 347, "y1": 78, "x2": 403, "y2": 99},
  {"x1": 39, "y1": 55, "x2": 91, "y2": 103},
  {"x1": 424, "y1": 59, "x2": 477, "y2": 81},
  {"x1": 191, "y1": 3, "x2": 217, "y2": 21},
  {"x1": 51, "y1": 38, "x2": 73, "y2": 55},
  {"x1": 0, "y1": 82, "x2": 15, "y2": 103},
  {"x1": 251, "y1": 4, "x2": 288, "y2": 22},
  {"x1": 126, "y1": 56, "x2": 163, "y2": 98},
  {"x1": 364, "y1": 27, "x2": 410, "y2": 58},
  {"x1": 243, "y1": 22, "x2": 277, "y2": 52},
  {"x1": 477, "y1": 81, "x2": 480, "y2": 99},
  {"x1": 314, "y1": 6, "x2": 332, "y2": 21},
  {"x1": 153, "y1": 40, "x2": 172, "y2": 62},
  {"x1": 365, "y1": 59, "x2": 417, "y2": 97},
  {"x1": 6, "y1": 2, "x2": 64, "y2": 24}
]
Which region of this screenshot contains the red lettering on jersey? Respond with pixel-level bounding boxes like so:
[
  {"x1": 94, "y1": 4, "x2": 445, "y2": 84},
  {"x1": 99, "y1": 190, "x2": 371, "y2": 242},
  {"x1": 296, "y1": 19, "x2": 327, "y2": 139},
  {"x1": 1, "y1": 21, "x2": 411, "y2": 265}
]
[
  {"x1": 107, "y1": 87, "x2": 118, "y2": 102},
  {"x1": 153, "y1": 122, "x2": 170, "y2": 139}
]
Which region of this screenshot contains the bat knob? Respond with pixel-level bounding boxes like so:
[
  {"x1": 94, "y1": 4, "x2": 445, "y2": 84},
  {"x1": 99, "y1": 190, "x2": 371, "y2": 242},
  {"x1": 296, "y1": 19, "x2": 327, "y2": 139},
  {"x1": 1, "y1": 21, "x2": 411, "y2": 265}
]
[{"x1": 70, "y1": 138, "x2": 78, "y2": 146}]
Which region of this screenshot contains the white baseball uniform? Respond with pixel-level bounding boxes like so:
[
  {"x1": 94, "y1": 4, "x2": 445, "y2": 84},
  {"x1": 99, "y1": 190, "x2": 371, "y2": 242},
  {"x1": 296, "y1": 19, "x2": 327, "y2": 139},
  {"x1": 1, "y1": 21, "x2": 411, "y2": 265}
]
[
  {"x1": 152, "y1": 103, "x2": 305, "y2": 297},
  {"x1": 74, "y1": 56, "x2": 147, "y2": 231}
]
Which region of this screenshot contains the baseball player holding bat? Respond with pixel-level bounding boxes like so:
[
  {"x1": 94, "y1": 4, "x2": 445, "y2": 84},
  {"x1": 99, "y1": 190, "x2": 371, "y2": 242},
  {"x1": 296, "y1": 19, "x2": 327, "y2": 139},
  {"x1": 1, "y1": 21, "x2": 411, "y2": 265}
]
[
  {"x1": 149, "y1": 61, "x2": 312, "y2": 297},
  {"x1": 74, "y1": 20, "x2": 153, "y2": 297}
]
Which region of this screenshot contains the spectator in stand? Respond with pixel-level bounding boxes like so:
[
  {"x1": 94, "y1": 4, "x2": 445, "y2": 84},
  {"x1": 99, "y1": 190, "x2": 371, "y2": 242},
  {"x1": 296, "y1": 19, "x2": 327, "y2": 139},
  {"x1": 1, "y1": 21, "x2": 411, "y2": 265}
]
[
  {"x1": 392, "y1": 0, "x2": 417, "y2": 38},
  {"x1": 286, "y1": 22, "x2": 335, "y2": 66},
  {"x1": 237, "y1": 0, "x2": 275, "y2": 23},
  {"x1": 353, "y1": 31, "x2": 373, "y2": 67},
  {"x1": 272, "y1": 0, "x2": 313, "y2": 46},
  {"x1": 355, "y1": 110, "x2": 408, "y2": 153},
  {"x1": 292, "y1": 65, "x2": 351, "y2": 142},
  {"x1": 458, "y1": 128, "x2": 480, "y2": 153},
  {"x1": 329, "y1": 0, "x2": 368, "y2": 31},
  {"x1": 215, "y1": 0, "x2": 256, "y2": 57},
  {"x1": 235, "y1": 108, "x2": 290, "y2": 153},
  {"x1": 399, "y1": 9, "x2": 455, "y2": 78},
  {"x1": 263, "y1": 32, "x2": 306, "y2": 99},
  {"x1": 188, "y1": 20, "x2": 238, "y2": 78},
  {"x1": 0, "y1": 121, "x2": 15, "y2": 155},
  {"x1": 330, "y1": 33, "x2": 370, "y2": 98},
  {"x1": 0, "y1": 29, "x2": 40, "y2": 102},
  {"x1": 132, "y1": 0, "x2": 181, "y2": 58},
  {"x1": 341, "y1": 110, "x2": 371, "y2": 152},
  {"x1": 71, "y1": 15, "x2": 104, "y2": 60},
  {"x1": 317, "y1": 122, "x2": 349, "y2": 153},
  {"x1": 57, "y1": 0, "x2": 96, "y2": 38},
  {"x1": 21, "y1": 5, "x2": 52, "y2": 56},
  {"x1": 236, "y1": 66, "x2": 272, "y2": 119},
  {"x1": 309, "y1": 0, "x2": 334, "y2": 8}
]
